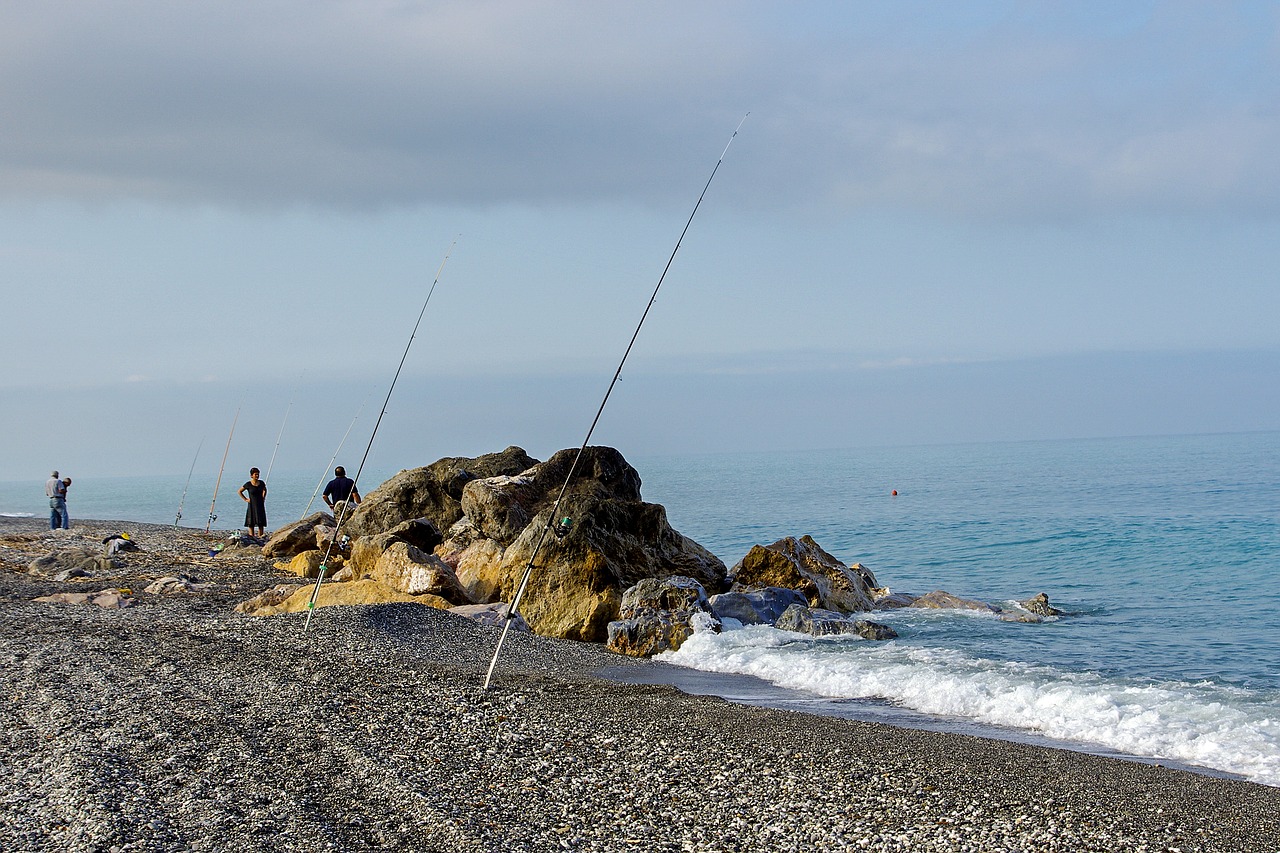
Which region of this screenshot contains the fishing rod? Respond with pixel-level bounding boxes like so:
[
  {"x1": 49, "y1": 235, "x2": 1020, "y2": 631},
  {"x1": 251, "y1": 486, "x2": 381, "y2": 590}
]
[
  {"x1": 300, "y1": 395, "x2": 368, "y2": 520},
  {"x1": 205, "y1": 405, "x2": 241, "y2": 533},
  {"x1": 482, "y1": 115, "x2": 748, "y2": 690},
  {"x1": 173, "y1": 437, "x2": 204, "y2": 527},
  {"x1": 303, "y1": 239, "x2": 457, "y2": 633},
  {"x1": 263, "y1": 380, "x2": 298, "y2": 486}
]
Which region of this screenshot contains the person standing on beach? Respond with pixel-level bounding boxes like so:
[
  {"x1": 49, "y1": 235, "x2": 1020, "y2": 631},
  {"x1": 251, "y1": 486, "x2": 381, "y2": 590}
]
[
  {"x1": 238, "y1": 467, "x2": 267, "y2": 538},
  {"x1": 60, "y1": 477, "x2": 72, "y2": 529},
  {"x1": 45, "y1": 470, "x2": 69, "y2": 530},
  {"x1": 322, "y1": 466, "x2": 360, "y2": 513}
]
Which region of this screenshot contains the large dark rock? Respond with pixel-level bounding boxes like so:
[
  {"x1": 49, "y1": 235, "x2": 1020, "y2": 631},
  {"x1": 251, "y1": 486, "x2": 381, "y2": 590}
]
[
  {"x1": 344, "y1": 446, "x2": 538, "y2": 538},
  {"x1": 708, "y1": 587, "x2": 808, "y2": 626},
  {"x1": 730, "y1": 536, "x2": 877, "y2": 613},
  {"x1": 460, "y1": 446, "x2": 643, "y2": 546}
]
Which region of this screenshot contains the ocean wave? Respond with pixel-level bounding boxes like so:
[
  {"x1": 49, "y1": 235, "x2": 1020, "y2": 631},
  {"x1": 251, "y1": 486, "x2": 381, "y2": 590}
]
[
  {"x1": 0, "y1": 512, "x2": 35, "y2": 518},
  {"x1": 659, "y1": 625, "x2": 1280, "y2": 787}
]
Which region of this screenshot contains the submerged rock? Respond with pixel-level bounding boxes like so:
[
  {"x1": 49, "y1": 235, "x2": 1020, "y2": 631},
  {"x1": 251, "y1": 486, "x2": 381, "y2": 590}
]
[
  {"x1": 1019, "y1": 592, "x2": 1063, "y2": 617},
  {"x1": 907, "y1": 590, "x2": 1000, "y2": 613},
  {"x1": 775, "y1": 603, "x2": 897, "y2": 639}
]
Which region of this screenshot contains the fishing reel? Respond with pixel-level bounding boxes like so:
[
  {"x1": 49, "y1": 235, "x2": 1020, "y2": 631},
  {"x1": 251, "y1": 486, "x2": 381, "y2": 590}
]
[{"x1": 552, "y1": 516, "x2": 573, "y2": 539}]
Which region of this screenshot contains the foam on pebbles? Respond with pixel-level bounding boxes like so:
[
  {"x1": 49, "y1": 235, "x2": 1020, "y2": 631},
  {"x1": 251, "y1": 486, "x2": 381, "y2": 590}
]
[{"x1": 1, "y1": 517, "x2": 1278, "y2": 852}]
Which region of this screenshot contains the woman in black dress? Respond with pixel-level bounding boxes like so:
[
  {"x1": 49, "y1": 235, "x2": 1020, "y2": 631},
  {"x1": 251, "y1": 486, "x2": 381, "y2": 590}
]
[{"x1": 238, "y1": 467, "x2": 267, "y2": 537}]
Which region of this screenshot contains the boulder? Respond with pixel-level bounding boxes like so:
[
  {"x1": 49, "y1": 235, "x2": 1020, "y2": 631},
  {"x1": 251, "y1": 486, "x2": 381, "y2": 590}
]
[
  {"x1": 606, "y1": 576, "x2": 717, "y2": 657},
  {"x1": 240, "y1": 579, "x2": 453, "y2": 616},
  {"x1": 455, "y1": 496, "x2": 727, "y2": 642},
  {"x1": 274, "y1": 550, "x2": 344, "y2": 580},
  {"x1": 348, "y1": 518, "x2": 443, "y2": 577},
  {"x1": 344, "y1": 446, "x2": 538, "y2": 538},
  {"x1": 775, "y1": 604, "x2": 898, "y2": 640},
  {"x1": 369, "y1": 541, "x2": 473, "y2": 604},
  {"x1": 459, "y1": 446, "x2": 644, "y2": 547},
  {"x1": 263, "y1": 512, "x2": 336, "y2": 559},
  {"x1": 730, "y1": 536, "x2": 877, "y2": 613},
  {"x1": 709, "y1": 587, "x2": 808, "y2": 626}
]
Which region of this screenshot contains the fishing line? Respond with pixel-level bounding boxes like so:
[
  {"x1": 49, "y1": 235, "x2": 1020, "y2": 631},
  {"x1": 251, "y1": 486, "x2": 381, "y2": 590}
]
[
  {"x1": 263, "y1": 378, "x2": 299, "y2": 486},
  {"x1": 303, "y1": 239, "x2": 458, "y2": 633},
  {"x1": 173, "y1": 437, "x2": 205, "y2": 527},
  {"x1": 205, "y1": 404, "x2": 241, "y2": 533},
  {"x1": 300, "y1": 394, "x2": 369, "y2": 520},
  {"x1": 482, "y1": 115, "x2": 747, "y2": 690}
]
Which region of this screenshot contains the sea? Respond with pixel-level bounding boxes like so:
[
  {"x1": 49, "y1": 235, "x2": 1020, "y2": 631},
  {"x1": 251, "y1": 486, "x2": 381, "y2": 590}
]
[{"x1": 3, "y1": 431, "x2": 1278, "y2": 786}]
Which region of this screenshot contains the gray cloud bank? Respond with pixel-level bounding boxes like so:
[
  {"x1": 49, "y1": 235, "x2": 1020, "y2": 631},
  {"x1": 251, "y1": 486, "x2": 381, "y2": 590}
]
[{"x1": 4, "y1": 1, "x2": 1280, "y2": 217}]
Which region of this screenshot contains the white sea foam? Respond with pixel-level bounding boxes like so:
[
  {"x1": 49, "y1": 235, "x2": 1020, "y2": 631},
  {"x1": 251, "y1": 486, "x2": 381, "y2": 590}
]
[
  {"x1": 0, "y1": 512, "x2": 35, "y2": 518},
  {"x1": 659, "y1": 625, "x2": 1280, "y2": 787}
]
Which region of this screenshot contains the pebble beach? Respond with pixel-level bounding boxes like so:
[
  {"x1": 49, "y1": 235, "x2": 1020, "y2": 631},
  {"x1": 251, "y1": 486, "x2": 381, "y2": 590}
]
[{"x1": 2, "y1": 517, "x2": 1278, "y2": 853}]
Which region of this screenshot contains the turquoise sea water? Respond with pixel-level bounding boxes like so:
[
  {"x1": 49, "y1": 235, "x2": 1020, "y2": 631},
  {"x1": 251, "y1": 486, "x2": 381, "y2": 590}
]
[{"x1": 3, "y1": 431, "x2": 1278, "y2": 784}]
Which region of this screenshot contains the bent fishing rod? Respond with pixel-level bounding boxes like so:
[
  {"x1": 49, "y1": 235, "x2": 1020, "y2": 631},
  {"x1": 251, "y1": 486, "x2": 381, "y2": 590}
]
[
  {"x1": 174, "y1": 437, "x2": 204, "y2": 527},
  {"x1": 205, "y1": 405, "x2": 241, "y2": 533},
  {"x1": 303, "y1": 239, "x2": 457, "y2": 633},
  {"x1": 483, "y1": 115, "x2": 748, "y2": 691}
]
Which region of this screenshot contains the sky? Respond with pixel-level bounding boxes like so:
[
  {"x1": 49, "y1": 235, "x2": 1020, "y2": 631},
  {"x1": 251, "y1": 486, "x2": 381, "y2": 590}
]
[{"x1": 3, "y1": 0, "x2": 1279, "y2": 483}]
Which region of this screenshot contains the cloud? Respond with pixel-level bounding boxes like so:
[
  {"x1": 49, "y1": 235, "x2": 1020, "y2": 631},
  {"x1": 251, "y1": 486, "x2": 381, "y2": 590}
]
[{"x1": 2, "y1": 2, "x2": 1279, "y2": 219}]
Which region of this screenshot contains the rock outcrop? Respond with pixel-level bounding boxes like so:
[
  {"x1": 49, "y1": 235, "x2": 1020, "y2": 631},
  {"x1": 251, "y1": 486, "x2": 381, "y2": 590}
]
[
  {"x1": 731, "y1": 536, "x2": 877, "y2": 613},
  {"x1": 344, "y1": 447, "x2": 538, "y2": 538},
  {"x1": 455, "y1": 491, "x2": 727, "y2": 642}
]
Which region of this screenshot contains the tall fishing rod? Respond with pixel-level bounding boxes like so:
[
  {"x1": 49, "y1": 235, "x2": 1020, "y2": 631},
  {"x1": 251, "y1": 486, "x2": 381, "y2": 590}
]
[
  {"x1": 205, "y1": 405, "x2": 241, "y2": 533},
  {"x1": 300, "y1": 395, "x2": 368, "y2": 520},
  {"x1": 483, "y1": 115, "x2": 747, "y2": 690},
  {"x1": 173, "y1": 437, "x2": 204, "y2": 528},
  {"x1": 263, "y1": 380, "x2": 298, "y2": 486},
  {"x1": 303, "y1": 239, "x2": 457, "y2": 633}
]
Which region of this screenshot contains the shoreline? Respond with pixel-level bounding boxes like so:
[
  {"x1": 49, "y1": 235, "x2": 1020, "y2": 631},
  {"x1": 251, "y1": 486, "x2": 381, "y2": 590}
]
[{"x1": 2, "y1": 517, "x2": 1278, "y2": 851}]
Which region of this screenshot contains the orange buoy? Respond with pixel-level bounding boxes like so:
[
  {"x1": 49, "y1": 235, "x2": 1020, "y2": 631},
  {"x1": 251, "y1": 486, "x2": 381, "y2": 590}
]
[{"x1": 891, "y1": 489, "x2": 898, "y2": 496}]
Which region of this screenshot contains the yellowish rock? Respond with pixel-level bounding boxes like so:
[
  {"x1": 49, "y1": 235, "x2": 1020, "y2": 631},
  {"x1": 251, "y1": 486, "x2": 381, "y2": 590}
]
[{"x1": 242, "y1": 579, "x2": 452, "y2": 616}]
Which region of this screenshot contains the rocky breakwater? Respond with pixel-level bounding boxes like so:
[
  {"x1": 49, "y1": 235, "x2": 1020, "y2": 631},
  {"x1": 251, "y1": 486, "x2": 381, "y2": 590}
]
[
  {"x1": 606, "y1": 534, "x2": 901, "y2": 656},
  {"x1": 240, "y1": 445, "x2": 1062, "y2": 660},
  {"x1": 241, "y1": 446, "x2": 727, "y2": 643}
]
